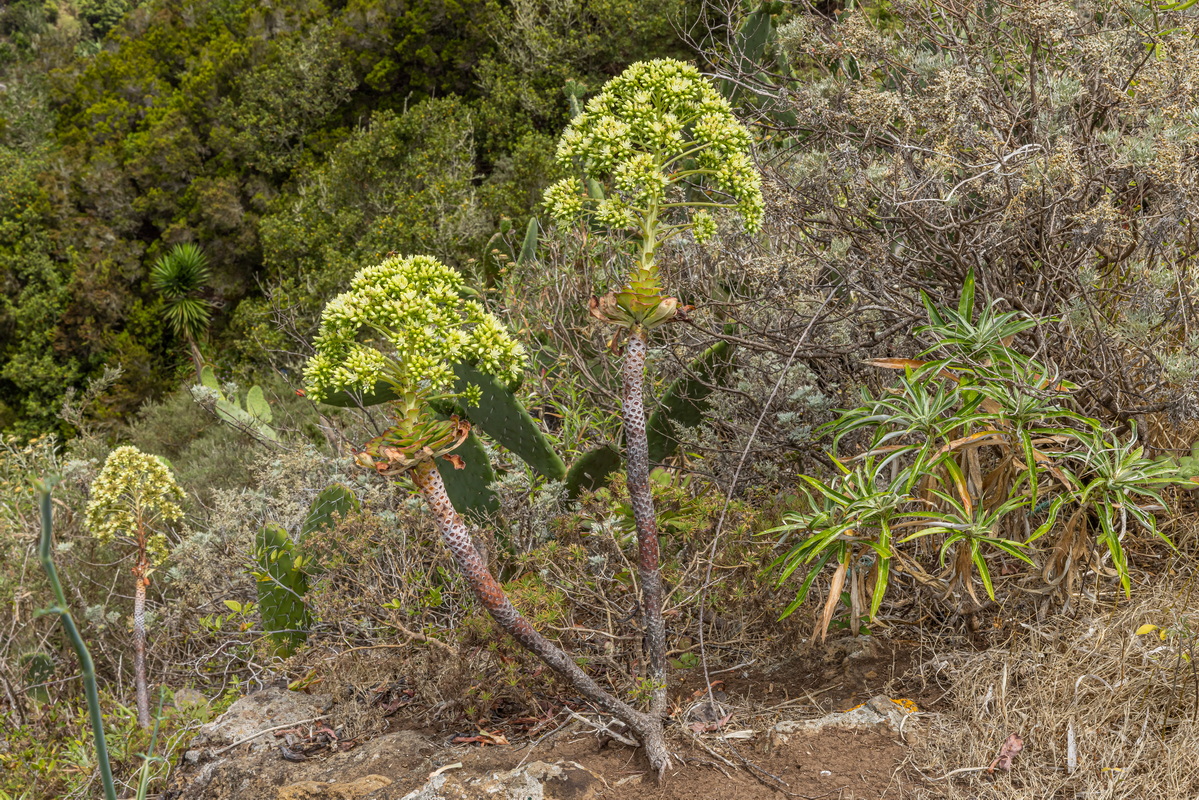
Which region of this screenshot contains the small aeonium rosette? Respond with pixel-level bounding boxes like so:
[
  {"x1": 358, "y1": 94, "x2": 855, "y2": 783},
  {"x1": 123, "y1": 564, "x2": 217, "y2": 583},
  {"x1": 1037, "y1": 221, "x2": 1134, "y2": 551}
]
[{"x1": 85, "y1": 445, "x2": 186, "y2": 565}]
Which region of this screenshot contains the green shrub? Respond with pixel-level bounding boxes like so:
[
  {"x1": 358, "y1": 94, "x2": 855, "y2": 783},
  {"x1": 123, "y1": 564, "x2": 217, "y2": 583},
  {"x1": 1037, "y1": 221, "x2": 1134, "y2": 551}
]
[{"x1": 767, "y1": 275, "x2": 1189, "y2": 639}]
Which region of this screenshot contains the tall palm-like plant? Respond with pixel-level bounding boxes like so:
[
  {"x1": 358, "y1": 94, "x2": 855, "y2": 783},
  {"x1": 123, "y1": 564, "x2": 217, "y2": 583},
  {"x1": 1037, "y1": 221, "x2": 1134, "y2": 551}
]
[{"x1": 149, "y1": 243, "x2": 212, "y2": 381}]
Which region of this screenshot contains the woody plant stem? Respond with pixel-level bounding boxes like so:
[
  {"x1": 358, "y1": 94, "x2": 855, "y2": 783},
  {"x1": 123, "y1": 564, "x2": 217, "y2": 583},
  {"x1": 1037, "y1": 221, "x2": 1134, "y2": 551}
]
[
  {"x1": 132, "y1": 512, "x2": 151, "y2": 728},
  {"x1": 622, "y1": 327, "x2": 668, "y2": 720},
  {"x1": 622, "y1": 200, "x2": 669, "y2": 721},
  {"x1": 410, "y1": 459, "x2": 672, "y2": 778}
]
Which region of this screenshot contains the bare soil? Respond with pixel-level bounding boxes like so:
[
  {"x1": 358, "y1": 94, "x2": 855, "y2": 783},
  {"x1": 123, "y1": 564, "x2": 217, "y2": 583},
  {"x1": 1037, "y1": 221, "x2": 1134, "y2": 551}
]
[
  {"x1": 171, "y1": 636, "x2": 929, "y2": 799},
  {"x1": 440, "y1": 725, "x2": 911, "y2": 800}
]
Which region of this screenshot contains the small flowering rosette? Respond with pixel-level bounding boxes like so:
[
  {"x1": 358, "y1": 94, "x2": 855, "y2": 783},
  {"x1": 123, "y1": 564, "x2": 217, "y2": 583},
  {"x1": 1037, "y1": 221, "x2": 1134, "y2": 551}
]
[{"x1": 85, "y1": 445, "x2": 186, "y2": 565}]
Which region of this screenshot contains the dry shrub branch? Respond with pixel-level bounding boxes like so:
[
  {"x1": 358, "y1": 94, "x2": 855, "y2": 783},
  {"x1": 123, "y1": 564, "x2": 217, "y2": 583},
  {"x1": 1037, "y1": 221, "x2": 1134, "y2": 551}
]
[{"x1": 704, "y1": 0, "x2": 1199, "y2": 448}]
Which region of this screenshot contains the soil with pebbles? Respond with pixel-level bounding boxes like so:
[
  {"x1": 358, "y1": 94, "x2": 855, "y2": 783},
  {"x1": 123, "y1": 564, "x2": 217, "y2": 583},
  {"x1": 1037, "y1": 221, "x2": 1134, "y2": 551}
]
[{"x1": 167, "y1": 636, "x2": 930, "y2": 800}]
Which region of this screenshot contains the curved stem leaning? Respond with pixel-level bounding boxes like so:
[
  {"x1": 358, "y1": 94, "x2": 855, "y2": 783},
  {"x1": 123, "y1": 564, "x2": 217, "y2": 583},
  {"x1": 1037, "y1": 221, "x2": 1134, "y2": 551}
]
[{"x1": 409, "y1": 460, "x2": 672, "y2": 778}]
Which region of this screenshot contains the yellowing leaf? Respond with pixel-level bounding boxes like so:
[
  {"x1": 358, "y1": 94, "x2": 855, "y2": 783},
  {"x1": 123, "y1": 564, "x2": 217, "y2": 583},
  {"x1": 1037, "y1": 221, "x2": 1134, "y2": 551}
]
[{"x1": 1135, "y1": 623, "x2": 1158, "y2": 635}]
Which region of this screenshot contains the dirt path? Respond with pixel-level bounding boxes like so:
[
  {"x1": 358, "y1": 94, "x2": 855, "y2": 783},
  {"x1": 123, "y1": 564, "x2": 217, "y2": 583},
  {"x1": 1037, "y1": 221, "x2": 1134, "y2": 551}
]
[{"x1": 169, "y1": 636, "x2": 931, "y2": 799}]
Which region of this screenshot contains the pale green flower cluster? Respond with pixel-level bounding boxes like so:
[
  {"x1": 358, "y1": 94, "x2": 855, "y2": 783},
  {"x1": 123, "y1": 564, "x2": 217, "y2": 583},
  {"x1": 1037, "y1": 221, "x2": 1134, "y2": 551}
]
[
  {"x1": 85, "y1": 445, "x2": 185, "y2": 564},
  {"x1": 545, "y1": 58, "x2": 764, "y2": 235},
  {"x1": 542, "y1": 178, "x2": 585, "y2": 221},
  {"x1": 691, "y1": 211, "x2": 717, "y2": 243},
  {"x1": 304, "y1": 255, "x2": 525, "y2": 402}
]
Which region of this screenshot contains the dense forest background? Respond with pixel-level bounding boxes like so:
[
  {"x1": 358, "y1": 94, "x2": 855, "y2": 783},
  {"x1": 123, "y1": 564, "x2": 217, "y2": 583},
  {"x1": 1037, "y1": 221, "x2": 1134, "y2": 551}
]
[{"x1": 0, "y1": 0, "x2": 694, "y2": 436}]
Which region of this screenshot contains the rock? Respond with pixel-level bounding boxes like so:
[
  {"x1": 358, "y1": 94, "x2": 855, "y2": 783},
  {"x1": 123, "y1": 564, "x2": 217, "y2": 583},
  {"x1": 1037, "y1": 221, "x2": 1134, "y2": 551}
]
[
  {"x1": 171, "y1": 729, "x2": 435, "y2": 800},
  {"x1": 399, "y1": 760, "x2": 600, "y2": 800},
  {"x1": 770, "y1": 695, "x2": 912, "y2": 746},
  {"x1": 190, "y1": 687, "x2": 333, "y2": 753},
  {"x1": 173, "y1": 688, "x2": 210, "y2": 710},
  {"x1": 277, "y1": 774, "x2": 392, "y2": 799},
  {"x1": 842, "y1": 635, "x2": 881, "y2": 663}
]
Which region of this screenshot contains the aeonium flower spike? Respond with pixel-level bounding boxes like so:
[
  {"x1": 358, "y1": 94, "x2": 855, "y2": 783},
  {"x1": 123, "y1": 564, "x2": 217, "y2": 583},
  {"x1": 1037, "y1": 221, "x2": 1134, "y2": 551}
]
[
  {"x1": 303, "y1": 254, "x2": 525, "y2": 470},
  {"x1": 545, "y1": 58, "x2": 764, "y2": 329}
]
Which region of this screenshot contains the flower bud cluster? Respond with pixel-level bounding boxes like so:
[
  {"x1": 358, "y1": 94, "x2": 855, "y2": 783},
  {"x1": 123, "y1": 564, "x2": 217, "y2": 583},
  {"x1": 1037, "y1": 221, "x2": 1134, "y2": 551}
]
[
  {"x1": 304, "y1": 255, "x2": 525, "y2": 402},
  {"x1": 85, "y1": 445, "x2": 185, "y2": 564},
  {"x1": 545, "y1": 58, "x2": 764, "y2": 234}
]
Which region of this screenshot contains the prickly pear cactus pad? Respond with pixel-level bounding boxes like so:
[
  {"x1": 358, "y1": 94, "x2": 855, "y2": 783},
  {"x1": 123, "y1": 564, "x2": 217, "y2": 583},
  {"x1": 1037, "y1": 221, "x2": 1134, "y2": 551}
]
[
  {"x1": 544, "y1": 58, "x2": 765, "y2": 240},
  {"x1": 303, "y1": 255, "x2": 525, "y2": 404},
  {"x1": 85, "y1": 445, "x2": 185, "y2": 563}
]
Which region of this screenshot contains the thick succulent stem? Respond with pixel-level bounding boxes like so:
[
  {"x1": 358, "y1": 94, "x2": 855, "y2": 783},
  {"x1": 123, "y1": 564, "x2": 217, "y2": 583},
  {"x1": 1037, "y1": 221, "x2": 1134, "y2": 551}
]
[
  {"x1": 410, "y1": 460, "x2": 670, "y2": 778},
  {"x1": 620, "y1": 328, "x2": 668, "y2": 721},
  {"x1": 133, "y1": 558, "x2": 150, "y2": 729}
]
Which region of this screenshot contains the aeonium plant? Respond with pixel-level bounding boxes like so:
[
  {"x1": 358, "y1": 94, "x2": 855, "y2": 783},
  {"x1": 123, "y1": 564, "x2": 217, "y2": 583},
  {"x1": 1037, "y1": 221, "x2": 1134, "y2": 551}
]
[
  {"x1": 304, "y1": 254, "x2": 522, "y2": 470},
  {"x1": 304, "y1": 254, "x2": 674, "y2": 775},
  {"x1": 545, "y1": 58, "x2": 765, "y2": 733},
  {"x1": 544, "y1": 57, "x2": 764, "y2": 328},
  {"x1": 84, "y1": 446, "x2": 185, "y2": 729}
]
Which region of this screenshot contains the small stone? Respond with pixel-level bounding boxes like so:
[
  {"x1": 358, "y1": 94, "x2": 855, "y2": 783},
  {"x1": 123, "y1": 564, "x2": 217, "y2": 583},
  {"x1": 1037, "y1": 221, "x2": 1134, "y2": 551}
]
[
  {"x1": 190, "y1": 687, "x2": 332, "y2": 754},
  {"x1": 770, "y1": 695, "x2": 912, "y2": 746},
  {"x1": 173, "y1": 688, "x2": 209, "y2": 710},
  {"x1": 400, "y1": 760, "x2": 599, "y2": 800}
]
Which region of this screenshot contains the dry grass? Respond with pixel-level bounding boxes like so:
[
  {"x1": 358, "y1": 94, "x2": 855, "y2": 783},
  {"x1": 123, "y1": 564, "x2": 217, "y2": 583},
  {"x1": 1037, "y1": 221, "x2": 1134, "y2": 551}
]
[{"x1": 907, "y1": 573, "x2": 1199, "y2": 798}]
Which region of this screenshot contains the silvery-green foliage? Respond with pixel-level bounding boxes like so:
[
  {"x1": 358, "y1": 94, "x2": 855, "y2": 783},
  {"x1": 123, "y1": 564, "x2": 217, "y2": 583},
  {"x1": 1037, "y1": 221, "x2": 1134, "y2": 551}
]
[
  {"x1": 166, "y1": 447, "x2": 380, "y2": 605},
  {"x1": 83, "y1": 605, "x2": 122, "y2": 631},
  {"x1": 715, "y1": 2, "x2": 1199, "y2": 426},
  {"x1": 687, "y1": 350, "x2": 837, "y2": 488},
  {"x1": 491, "y1": 471, "x2": 569, "y2": 553}
]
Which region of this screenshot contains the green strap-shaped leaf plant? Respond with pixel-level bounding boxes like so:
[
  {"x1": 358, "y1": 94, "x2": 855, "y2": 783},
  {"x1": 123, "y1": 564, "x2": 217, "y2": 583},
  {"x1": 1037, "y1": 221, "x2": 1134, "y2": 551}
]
[{"x1": 150, "y1": 242, "x2": 212, "y2": 383}]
